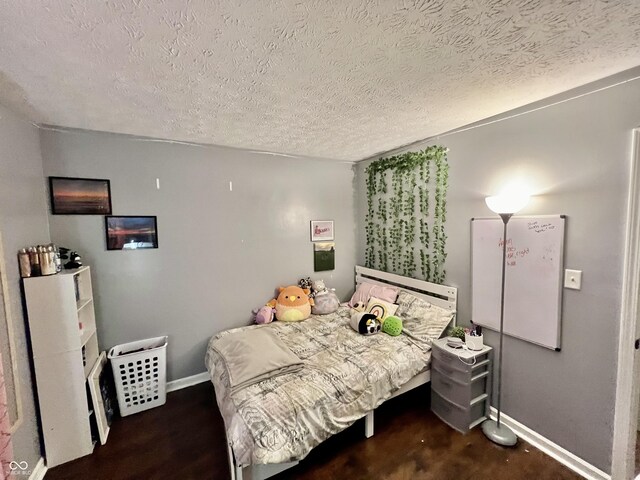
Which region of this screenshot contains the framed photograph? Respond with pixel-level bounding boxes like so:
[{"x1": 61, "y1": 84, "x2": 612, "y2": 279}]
[
  {"x1": 314, "y1": 242, "x2": 335, "y2": 272},
  {"x1": 310, "y1": 220, "x2": 334, "y2": 242},
  {"x1": 105, "y1": 216, "x2": 158, "y2": 250},
  {"x1": 49, "y1": 176, "x2": 112, "y2": 215},
  {"x1": 88, "y1": 352, "x2": 114, "y2": 445}
]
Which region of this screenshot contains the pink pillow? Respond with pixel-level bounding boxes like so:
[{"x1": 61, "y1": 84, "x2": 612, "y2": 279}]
[{"x1": 349, "y1": 282, "x2": 400, "y2": 308}]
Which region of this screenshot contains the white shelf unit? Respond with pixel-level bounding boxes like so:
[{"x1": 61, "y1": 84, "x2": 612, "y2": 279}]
[{"x1": 23, "y1": 266, "x2": 100, "y2": 467}]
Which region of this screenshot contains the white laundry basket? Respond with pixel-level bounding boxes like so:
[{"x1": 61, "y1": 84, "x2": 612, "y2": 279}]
[{"x1": 108, "y1": 336, "x2": 168, "y2": 417}]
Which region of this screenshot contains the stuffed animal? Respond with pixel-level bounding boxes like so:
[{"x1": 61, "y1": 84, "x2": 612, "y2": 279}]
[
  {"x1": 382, "y1": 316, "x2": 403, "y2": 336},
  {"x1": 351, "y1": 301, "x2": 367, "y2": 313},
  {"x1": 350, "y1": 312, "x2": 381, "y2": 335},
  {"x1": 252, "y1": 305, "x2": 275, "y2": 324},
  {"x1": 65, "y1": 251, "x2": 83, "y2": 269},
  {"x1": 308, "y1": 279, "x2": 339, "y2": 315},
  {"x1": 268, "y1": 285, "x2": 314, "y2": 322},
  {"x1": 311, "y1": 290, "x2": 340, "y2": 315},
  {"x1": 311, "y1": 279, "x2": 329, "y2": 296},
  {"x1": 298, "y1": 277, "x2": 312, "y2": 291}
]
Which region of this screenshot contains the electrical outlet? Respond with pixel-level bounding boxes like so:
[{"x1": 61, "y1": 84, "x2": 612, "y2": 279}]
[{"x1": 564, "y1": 269, "x2": 582, "y2": 290}]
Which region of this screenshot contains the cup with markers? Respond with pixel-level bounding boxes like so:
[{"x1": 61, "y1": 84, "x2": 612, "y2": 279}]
[{"x1": 464, "y1": 322, "x2": 484, "y2": 351}]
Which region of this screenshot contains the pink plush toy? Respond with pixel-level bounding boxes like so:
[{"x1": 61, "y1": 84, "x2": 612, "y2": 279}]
[{"x1": 253, "y1": 305, "x2": 275, "y2": 324}]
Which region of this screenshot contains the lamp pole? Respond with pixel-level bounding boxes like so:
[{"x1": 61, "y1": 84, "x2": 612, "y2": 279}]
[
  {"x1": 482, "y1": 191, "x2": 528, "y2": 448},
  {"x1": 495, "y1": 212, "x2": 512, "y2": 428}
]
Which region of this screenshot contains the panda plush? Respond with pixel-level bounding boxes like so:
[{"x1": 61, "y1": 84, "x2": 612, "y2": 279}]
[{"x1": 350, "y1": 312, "x2": 381, "y2": 335}]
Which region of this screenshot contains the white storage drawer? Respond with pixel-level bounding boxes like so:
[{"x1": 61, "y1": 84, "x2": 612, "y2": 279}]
[
  {"x1": 430, "y1": 354, "x2": 490, "y2": 385},
  {"x1": 431, "y1": 366, "x2": 488, "y2": 407},
  {"x1": 430, "y1": 338, "x2": 492, "y2": 434},
  {"x1": 431, "y1": 390, "x2": 488, "y2": 434}
]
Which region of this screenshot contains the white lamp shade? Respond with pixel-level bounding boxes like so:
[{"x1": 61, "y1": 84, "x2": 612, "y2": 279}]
[{"x1": 485, "y1": 193, "x2": 529, "y2": 214}]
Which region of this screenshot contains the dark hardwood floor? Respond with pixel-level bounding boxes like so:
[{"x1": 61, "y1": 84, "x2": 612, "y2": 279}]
[{"x1": 46, "y1": 382, "x2": 581, "y2": 480}]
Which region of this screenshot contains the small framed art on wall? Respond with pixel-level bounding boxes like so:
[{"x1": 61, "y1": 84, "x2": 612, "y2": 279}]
[
  {"x1": 310, "y1": 220, "x2": 334, "y2": 242},
  {"x1": 49, "y1": 176, "x2": 112, "y2": 215},
  {"x1": 105, "y1": 216, "x2": 158, "y2": 250}
]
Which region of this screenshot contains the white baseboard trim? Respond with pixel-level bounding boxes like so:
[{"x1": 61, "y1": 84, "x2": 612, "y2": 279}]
[
  {"x1": 28, "y1": 457, "x2": 47, "y2": 480},
  {"x1": 166, "y1": 371, "x2": 210, "y2": 393},
  {"x1": 489, "y1": 407, "x2": 610, "y2": 480}
]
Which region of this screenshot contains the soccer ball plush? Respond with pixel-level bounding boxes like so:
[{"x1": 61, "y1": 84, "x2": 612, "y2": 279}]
[{"x1": 382, "y1": 316, "x2": 403, "y2": 336}]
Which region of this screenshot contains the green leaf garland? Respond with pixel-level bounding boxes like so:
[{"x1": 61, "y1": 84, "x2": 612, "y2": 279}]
[{"x1": 364, "y1": 146, "x2": 449, "y2": 282}]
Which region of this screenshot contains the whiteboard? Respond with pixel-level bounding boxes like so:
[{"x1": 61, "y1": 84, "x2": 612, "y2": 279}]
[{"x1": 471, "y1": 216, "x2": 565, "y2": 350}]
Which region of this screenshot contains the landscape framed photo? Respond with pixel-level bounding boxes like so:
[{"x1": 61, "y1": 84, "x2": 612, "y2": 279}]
[
  {"x1": 49, "y1": 176, "x2": 112, "y2": 215},
  {"x1": 310, "y1": 220, "x2": 334, "y2": 242},
  {"x1": 105, "y1": 216, "x2": 158, "y2": 250}
]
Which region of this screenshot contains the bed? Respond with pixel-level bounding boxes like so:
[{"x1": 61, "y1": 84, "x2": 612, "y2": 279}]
[{"x1": 205, "y1": 266, "x2": 457, "y2": 480}]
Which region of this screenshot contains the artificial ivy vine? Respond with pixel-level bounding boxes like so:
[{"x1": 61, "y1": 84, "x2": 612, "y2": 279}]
[{"x1": 365, "y1": 146, "x2": 449, "y2": 283}]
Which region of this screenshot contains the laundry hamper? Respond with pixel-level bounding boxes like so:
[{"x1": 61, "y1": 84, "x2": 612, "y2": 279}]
[{"x1": 108, "y1": 336, "x2": 168, "y2": 416}]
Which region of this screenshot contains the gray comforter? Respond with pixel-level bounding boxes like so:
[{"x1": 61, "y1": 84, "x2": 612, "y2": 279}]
[
  {"x1": 211, "y1": 328, "x2": 303, "y2": 395},
  {"x1": 205, "y1": 306, "x2": 432, "y2": 465}
]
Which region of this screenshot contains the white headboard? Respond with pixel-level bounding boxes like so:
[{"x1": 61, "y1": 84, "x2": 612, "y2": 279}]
[{"x1": 355, "y1": 266, "x2": 457, "y2": 322}]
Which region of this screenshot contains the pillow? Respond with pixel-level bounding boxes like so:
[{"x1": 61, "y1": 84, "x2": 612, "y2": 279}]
[
  {"x1": 349, "y1": 282, "x2": 400, "y2": 308},
  {"x1": 366, "y1": 296, "x2": 398, "y2": 322},
  {"x1": 395, "y1": 291, "x2": 454, "y2": 346}
]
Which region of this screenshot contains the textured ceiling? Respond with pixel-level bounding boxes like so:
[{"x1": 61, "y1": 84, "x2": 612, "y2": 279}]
[{"x1": 2, "y1": 1, "x2": 640, "y2": 161}]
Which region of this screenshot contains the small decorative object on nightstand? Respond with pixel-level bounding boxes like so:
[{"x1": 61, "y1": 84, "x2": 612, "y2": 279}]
[{"x1": 430, "y1": 337, "x2": 492, "y2": 434}]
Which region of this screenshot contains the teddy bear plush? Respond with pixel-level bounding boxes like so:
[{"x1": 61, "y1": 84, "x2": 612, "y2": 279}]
[{"x1": 268, "y1": 285, "x2": 314, "y2": 322}]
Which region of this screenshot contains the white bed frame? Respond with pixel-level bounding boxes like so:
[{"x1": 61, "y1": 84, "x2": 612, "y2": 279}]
[{"x1": 226, "y1": 266, "x2": 457, "y2": 480}]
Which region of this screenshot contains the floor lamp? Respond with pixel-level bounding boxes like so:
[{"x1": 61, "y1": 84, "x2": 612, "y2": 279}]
[{"x1": 481, "y1": 192, "x2": 529, "y2": 447}]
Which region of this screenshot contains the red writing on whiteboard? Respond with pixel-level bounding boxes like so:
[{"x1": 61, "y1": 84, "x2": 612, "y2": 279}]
[
  {"x1": 498, "y1": 238, "x2": 513, "y2": 248},
  {"x1": 508, "y1": 247, "x2": 530, "y2": 260},
  {"x1": 498, "y1": 238, "x2": 530, "y2": 267}
]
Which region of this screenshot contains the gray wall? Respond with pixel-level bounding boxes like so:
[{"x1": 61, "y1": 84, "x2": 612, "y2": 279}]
[
  {"x1": 355, "y1": 72, "x2": 640, "y2": 473},
  {"x1": 40, "y1": 130, "x2": 357, "y2": 381},
  {"x1": 0, "y1": 105, "x2": 50, "y2": 472}
]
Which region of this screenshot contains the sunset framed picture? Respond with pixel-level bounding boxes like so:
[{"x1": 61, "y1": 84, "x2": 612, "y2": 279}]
[
  {"x1": 105, "y1": 216, "x2": 158, "y2": 251},
  {"x1": 49, "y1": 176, "x2": 112, "y2": 215},
  {"x1": 310, "y1": 220, "x2": 334, "y2": 242}
]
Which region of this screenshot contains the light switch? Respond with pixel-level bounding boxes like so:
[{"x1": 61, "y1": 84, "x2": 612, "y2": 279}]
[{"x1": 564, "y1": 269, "x2": 582, "y2": 290}]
